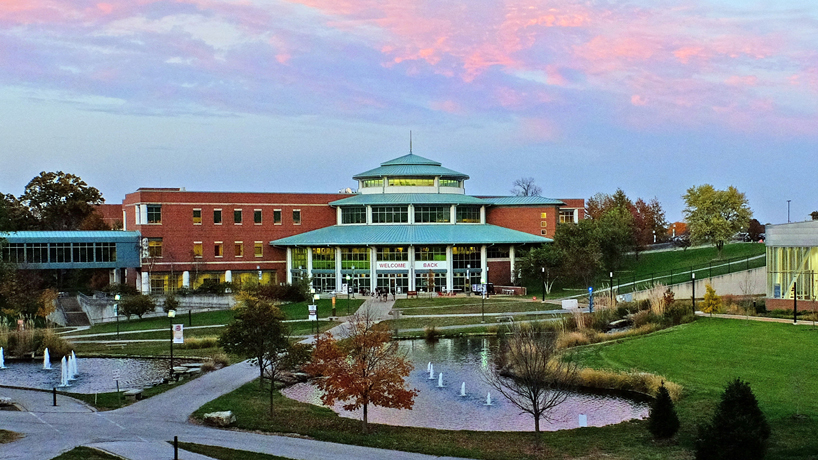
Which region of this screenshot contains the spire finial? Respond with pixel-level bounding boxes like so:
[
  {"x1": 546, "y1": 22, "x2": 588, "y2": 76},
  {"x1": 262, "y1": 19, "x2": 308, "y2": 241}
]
[{"x1": 410, "y1": 130, "x2": 413, "y2": 154}]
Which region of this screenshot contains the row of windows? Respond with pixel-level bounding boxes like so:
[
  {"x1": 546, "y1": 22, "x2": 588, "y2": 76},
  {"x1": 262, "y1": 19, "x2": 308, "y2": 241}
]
[
  {"x1": 288, "y1": 245, "x2": 506, "y2": 268},
  {"x1": 2, "y1": 242, "x2": 117, "y2": 264},
  {"x1": 190, "y1": 241, "x2": 265, "y2": 259},
  {"x1": 143, "y1": 204, "x2": 301, "y2": 226},
  {"x1": 342, "y1": 206, "x2": 481, "y2": 224},
  {"x1": 360, "y1": 178, "x2": 463, "y2": 188}
]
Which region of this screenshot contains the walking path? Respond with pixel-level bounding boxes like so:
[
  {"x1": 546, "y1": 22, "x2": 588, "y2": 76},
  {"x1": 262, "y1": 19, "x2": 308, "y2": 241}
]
[
  {"x1": 695, "y1": 311, "x2": 818, "y2": 325},
  {"x1": 2, "y1": 299, "x2": 472, "y2": 460}
]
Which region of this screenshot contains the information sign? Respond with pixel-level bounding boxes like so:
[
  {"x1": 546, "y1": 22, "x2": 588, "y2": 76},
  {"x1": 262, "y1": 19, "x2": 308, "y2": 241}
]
[{"x1": 172, "y1": 324, "x2": 184, "y2": 344}]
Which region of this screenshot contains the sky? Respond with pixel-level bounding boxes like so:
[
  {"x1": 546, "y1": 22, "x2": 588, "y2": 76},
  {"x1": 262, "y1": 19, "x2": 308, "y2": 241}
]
[{"x1": 1, "y1": 0, "x2": 817, "y2": 225}]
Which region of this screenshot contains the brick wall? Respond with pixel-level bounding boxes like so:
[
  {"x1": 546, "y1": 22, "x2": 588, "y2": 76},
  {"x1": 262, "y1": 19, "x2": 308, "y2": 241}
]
[{"x1": 485, "y1": 205, "x2": 559, "y2": 238}]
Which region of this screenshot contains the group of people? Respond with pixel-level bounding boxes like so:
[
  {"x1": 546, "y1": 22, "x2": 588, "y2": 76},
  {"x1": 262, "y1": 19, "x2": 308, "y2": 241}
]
[{"x1": 372, "y1": 287, "x2": 395, "y2": 301}]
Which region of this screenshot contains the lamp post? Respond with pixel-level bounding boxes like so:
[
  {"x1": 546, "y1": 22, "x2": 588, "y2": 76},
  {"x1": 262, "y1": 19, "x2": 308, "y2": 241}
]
[
  {"x1": 787, "y1": 200, "x2": 792, "y2": 223},
  {"x1": 609, "y1": 271, "x2": 614, "y2": 308},
  {"x1": 480, "y1": 274, "x2": 486, "y2": 323},
  {"x1": 168, "y1": 309, "x2": 176, "y2": 381},
  {"x1": 541, "y1": 267, "x2": 545, "y2": 302},
  {"x1": 114, "y1": 294, "x2": 120, "y2": 340},
  {"x1": 691, "y1": 273, "x2": 696, "y2": 313},
  {"x1": 466, "y1": 264, "x2": 471, "y2": 296},
  {"x1": 351, "y1": 266, "x2": 355, "y2": 299},
  {"x1": 793, "y1": 282, "x2": 798, "y2": 324},
  {"x1": 588, "y1": 286, "x2": 594, "y2": 313},
  {"x1": 257, "y1": 265, "x2": 262, "y2": 282},
  {"x1": 346, "y1": 274, "x2": 351, "y2": 315}
]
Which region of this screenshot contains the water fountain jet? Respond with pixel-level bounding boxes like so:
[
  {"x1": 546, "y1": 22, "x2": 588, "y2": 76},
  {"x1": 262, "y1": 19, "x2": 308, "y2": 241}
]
[
  {"x1": 460, "y1": 382, "x2": 466, "y2": 397},
  {"x1": 485, "y1": 392, "x2": 492, "y2": 406},
  {"x1": 428, "y1": 363, "x2": 434, "y2": 379},
  {"x1": 43, "y1": 348, "x2": 51, "y2": 370},
  {"x1": 59, "y1": 356, "x2": 70, "y2": 387},
  {"x1": 437, "y1": 372, "x2": 444, "y2": 388},
  {"x1": 0, "y1": 347, "x2": 6, "y2": 369}
]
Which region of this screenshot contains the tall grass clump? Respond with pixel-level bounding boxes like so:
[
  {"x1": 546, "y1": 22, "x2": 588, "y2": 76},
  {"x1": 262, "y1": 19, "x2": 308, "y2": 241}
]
[
  {"x1": 179, "y1": 336, "x2": 219, "y2": 349},
  {"x1": 574, "y1": 367, "x2": 683, "y2": 401},
  {"x1": 0, "y1": 319, "x2": 73, "y2": 357}
]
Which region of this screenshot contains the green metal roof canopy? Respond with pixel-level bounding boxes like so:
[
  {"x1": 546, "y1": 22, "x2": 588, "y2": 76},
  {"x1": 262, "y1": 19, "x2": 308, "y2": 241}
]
[
  {"x1": 330, "y1": 193, "x2": 487, "y2": 206},
  {"x1": 270, "y1": 224, "x2": 552, "y2": 247},
  {"x1": 353, "y1": 153, "x2": 469, "y2": 180}
]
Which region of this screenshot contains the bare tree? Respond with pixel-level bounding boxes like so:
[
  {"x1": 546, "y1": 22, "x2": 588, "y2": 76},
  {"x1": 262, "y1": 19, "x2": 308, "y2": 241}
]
[
  {"x1": 485, "y1": 323, "x2": 577, "y2": 432},
  {"x1": 511, "y1": 177, "x2": 542, "y2": 197}
]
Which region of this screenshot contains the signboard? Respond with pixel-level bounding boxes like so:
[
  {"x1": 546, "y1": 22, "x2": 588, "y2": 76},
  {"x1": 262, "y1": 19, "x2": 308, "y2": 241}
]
[
  {"x1": 172, "y1": 324, "x2": 184, "y2": 344},
  {"x1": 308, "y1": 304, "x2": 317, "y2": 321},
  {"x1": 112, "y1": 369, "x2": 121, "y2": 381},
  {"x1": 308, "y1": 304, "x2": 317, "y2": 313},
  {"x1": 413, "y1": 261, "x2": 448, "y2": 271},
  {"x1": 376, "y1": 261, "x2": 409, "y2": 270},
  {"x1": 562, "y1": 299, "x2": 579, "y2": 310},
  {"x1": 308, "y1": 313, "x2": 317, "y2": 321}
]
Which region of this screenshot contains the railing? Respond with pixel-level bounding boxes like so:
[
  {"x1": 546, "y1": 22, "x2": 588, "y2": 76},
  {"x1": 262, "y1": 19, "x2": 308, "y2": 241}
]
[{"x1": 603, "y1": 253, "x2": 766, "y2": 295}]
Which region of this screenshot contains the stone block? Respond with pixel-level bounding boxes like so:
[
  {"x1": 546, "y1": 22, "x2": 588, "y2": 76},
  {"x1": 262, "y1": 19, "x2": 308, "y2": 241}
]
[{"x1": 203, "y1": 411, "x2": 236, "y2": 427}]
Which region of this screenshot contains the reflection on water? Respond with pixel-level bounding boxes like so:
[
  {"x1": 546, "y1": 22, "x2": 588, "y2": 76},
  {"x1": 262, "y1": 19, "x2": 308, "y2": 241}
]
[
  {"x1": 0, "y1": 358, "x2": 169, "y2": 393},
  {"x1": 283, "y1": 337, "x2": 649, "y2": 431}
]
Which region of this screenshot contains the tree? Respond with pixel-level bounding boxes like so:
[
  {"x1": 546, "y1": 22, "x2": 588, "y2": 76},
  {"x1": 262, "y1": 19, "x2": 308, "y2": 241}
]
[
  {"x1": 485, "y1": 322, "x2": 577, "y2": 432},
  {"x1": 811, "y1": 211, "x2": 818, "y2": 221},
  {"x1": 648, "y1": 382, "x2": 680, "y2": 439},
  {"x1": 119, "y1": 294, "x2": 155, "y2": 319},
  {"x1": 516, "y1": 244, "x2": 563, "y2": 296},
  {"x1": 511, "y1": 177, "x2": 542, "y2": 197},
  {"x1": 633, "y1": 197, "x2": 668, "y2": 248},
  {"x1": 747, "y1": 219, "x2": 765, "y2": 242},
  {"x1": 219, "y1": 293, "x2": 308, "y2": 415},
  {"x1": 597, "y1": 207, "x2": 636, "y2": 272},
  {"x1": 552, "y1": 219, "x2": 601, "y2": 287},
  {"x1": 701, "y1": 284, "x2": 721, "y2": 315},
  {"x1": 695, "y1": 378, "x2": 770, "y2": 460},
  {"x1": 683, "y1": 184, "x2": 752, "y2": 258},
  {"x1": 0, "y1": 194, "x2": 37, "y2": 231},
  {"x1": 305, "y1": 309, "x2": 418, "y2": 433},
  {"x1": 20, "y1": 171, "x2": 105, "y2": 231}
]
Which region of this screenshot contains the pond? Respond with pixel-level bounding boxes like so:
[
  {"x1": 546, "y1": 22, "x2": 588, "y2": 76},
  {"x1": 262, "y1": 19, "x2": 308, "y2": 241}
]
[
  {"x1": 282, "y1": 337, "x2": 649, "y2": 431},
  {"x1": 0, "y1": 358, "x2": 170, "y2": 394}
]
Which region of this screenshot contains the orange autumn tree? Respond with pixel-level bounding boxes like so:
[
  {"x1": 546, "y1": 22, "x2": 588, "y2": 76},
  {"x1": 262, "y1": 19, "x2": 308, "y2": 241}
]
[{"x1": 306, "y1": 310, "x2": 418, "y2": 433}]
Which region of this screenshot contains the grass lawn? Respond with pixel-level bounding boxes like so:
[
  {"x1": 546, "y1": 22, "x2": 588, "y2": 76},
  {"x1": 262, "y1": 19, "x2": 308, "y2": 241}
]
[
  {"x1": 64, "y1": 373, "x2": 207, "y2": 410},
  {"x1": 195, "y1": 317, "x2": 818, "y2": 460},
  {"x1": 176, "y1": 442, "x2": 294, "y2": 460},
  {"x1": 384, "y1": 314, "x2": 561, "y2": 331},
  {"x1": 395, "y1": 297, "x2": 562, "y2": 315},
  {"x1": 70, "y1": 341, "x2": 226, "y2": 357},
  {"x1": 50, "y1": 446, "x2": 121, "y2": 460},
  {"x1": 572, "y1": 318, "x2": 818, "y2": 459},
  {"x1": 194, "y1": 378, "x2": 689, "y2": 460}
]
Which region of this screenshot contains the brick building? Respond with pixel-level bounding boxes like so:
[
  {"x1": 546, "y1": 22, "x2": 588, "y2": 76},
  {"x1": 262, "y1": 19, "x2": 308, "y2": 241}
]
[{"x1": 119, "y1": 153, "x2": 584, "y2": 294}]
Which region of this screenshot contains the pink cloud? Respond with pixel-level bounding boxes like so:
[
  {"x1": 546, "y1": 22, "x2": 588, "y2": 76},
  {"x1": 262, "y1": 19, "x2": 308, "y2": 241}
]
[{"x1": 631, "y1": 94, "x2": 647, "y2": 106}]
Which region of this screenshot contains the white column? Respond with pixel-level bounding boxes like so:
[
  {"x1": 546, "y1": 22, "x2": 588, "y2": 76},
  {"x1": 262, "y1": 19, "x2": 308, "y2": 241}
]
[
  {"x1": 286, "y1": 247, "x2": 293, "y2": 284},
  {"x1": 450, "y1": 205, "x2": 456, "y2": 224},
  {"x1": 306, "y1": 248, "x2": 313, "y2": 281},
  {"x1": 182, "y1": 271, "x2": 190, "y2": 288},
  {"x1": 112, "y1": 269, "x2": 121, "y2": 284},
  {"x1": 225, "y1": 270, "x2": 232, "y2": 283},
  {"x1": 408, "y1": 204, "x2": 415, "y2": 224},
  {"x1": 366, "y1": 206, "x2": 372, "y2": 225},
  {"x1": 509, "y1": 246, "x2": 516, "y2": 284},
  {"x1": 481, "y1": 245, "x2": 488, "y2": 282},
  {"x1": 446, "y1": 246, "x2": 454, "y2": 292},
  {"x1": 408, "y1": 246, "x2": 416, "y2": 291},
  {"x1": 370, "y1": 247, "x2": 377, "y2": 292},
  {"x1": 140, "y1": 271, "x2": 150, "y2": 294},
  {"x1": 139, "y1": 204, "x2": 148, "y2": 225},
  {"x1": 335, "y1": 247, "x2": 342, "y2": 293},
  {"x1": 122, "y1": 210, "x2": 128, "y2": 231},
  {"x1": 336, "y1": 207, "x2": 343, "y2": 226},
  {"x1": 480, "y1": 206, "x2": 486, "y2": 224}
]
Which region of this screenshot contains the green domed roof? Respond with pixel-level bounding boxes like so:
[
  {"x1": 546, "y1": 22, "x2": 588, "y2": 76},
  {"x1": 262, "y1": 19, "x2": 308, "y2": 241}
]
[{"x1": 353, "y1": 153, "x2": 469, "y2": 180}]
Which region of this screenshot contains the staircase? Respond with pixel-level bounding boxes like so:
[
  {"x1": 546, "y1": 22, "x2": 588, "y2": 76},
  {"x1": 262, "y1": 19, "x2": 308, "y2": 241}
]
[{"x1": 58, "y1": 296, "x2": 91, "y2": 326}]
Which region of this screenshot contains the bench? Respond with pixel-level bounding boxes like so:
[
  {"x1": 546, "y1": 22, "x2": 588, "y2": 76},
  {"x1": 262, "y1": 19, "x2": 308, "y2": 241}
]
[
  {"x1": 406, "y1": 291, "x2": 418, "y2": 299},
  {"x1": 123, "y1": 389, "x2": 143, "y2": 402}
]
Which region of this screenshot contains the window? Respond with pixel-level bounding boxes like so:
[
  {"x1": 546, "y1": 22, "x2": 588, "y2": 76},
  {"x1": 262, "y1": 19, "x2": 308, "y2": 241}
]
[
  {"x1": 273, "y1": 210, "x2": 282, "y2": 225},
  {"x1": 234, "y1": 242, "x2": 243, "y2": 257},
  {"x1": 193, "y1": 209, "x2": 202, "y2": 225},
  {"x1": 293, "y1": 209, "x2": 301, "y2": 225},
  {"x1": 388, "y1": 177, "x2": 435, "y2": 187},
  {"x1": 147, "y1": 205, "x2": 162, "y2": 224},
  {"x1": 214, "y1": 242, "x2": 223, "y2": 257},
  {"x1": 214, "y1": 209, "x2": 222, "y2": 224},
  {"x1": 415, "y1": 206, "x2": 450, "y2": 223},
  {"x1": 361, "y1": 179, "x2": 384, "y2": 188},
  {"x1": 234, "y1": 209, "x2": 242, "y2": 224},
  {"x1": 541, "y1": 229, "x2": 548, "y2": 235},
  {"x1": 371, "y1": 206, "x2": 408, "y2": 223},
  {"x1": 439, "y1": 179, "x2": 459, "y2": 187},
  {"x1": 559, "y1": 209, "x2": 575, "y2": 224},
  {"x1": 342, "y1": 206, "x2": 367, "y2": 224},
  {"x1": 147, "y1": 238, "x2": 163, "y2": 258},
  {"x1": 340, "y1": 247, "x2": 370, "y2": 269},
  {"x1": 487, "y1": 246, "x2": 509, "y2": 258},
  {"x1": 540, "y1": 212, "x2": 547, "y2": 219},
  {"x1": 541, "y1": 221, "x2": 547, "y2": 227},
  {"x1": 456, "y1": 206, "x2": 480, "y2": 223},
  {"x1": 377, "y1": 247, "x2": 408, "y2": 261},
  {"x1": 452, "y1": 246, "x2": 480, "y2": 269},
  {"x1": 193, "y1": 242, "x2": 203, "y2": 258},
  {"x1": 415, "y1": 246, "x2": 446, "y2": 261},
  {"x1": 312, "y1": 247, "x2": 336, "y2": 269},
  {"x1": 254, "y1": 209, "x2": 262, "y2": 224},
  {"x1": 254, "y1": 242, "x2": 263, "y2": 257},
  {"x1": 292, "y1": 248, "x2": 308, "y2": 269}
]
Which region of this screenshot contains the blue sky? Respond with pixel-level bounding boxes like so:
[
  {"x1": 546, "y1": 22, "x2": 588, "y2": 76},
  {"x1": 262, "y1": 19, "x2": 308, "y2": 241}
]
[{"x1": 1, "y1": 0, "x2": 817, "y2": 224}]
